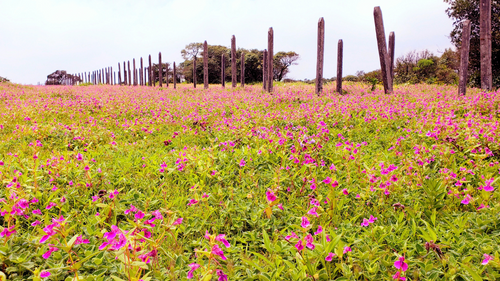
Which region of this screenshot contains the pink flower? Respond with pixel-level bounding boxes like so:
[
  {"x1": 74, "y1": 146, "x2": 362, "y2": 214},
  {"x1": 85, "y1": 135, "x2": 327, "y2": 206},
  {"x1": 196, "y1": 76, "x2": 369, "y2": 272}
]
[
  {"x1": 301, "y1": 216, "x2": 310, "y2": 228},
  {"x1": 31, "y1": 220, "x2": 42, "y2": 226},
  {"x1": 46, "y1": 202, "x2": 56, "y2": 209},
  {"x1": 42, "y1": 246, "x2": 58, "y2": 259},
  {"x1": 368, "y1": 215, "x2": 378, "y2": 223},
  {"x1": 307, "y1": 207, "x2": 319, "y2": 217},
  {"x1": 361, "y1": 218, "x2": 370, "y2": 227},
  {"x1": 305, "y1": 234, "x2": 315, "y2": 249},
  {"x1": 294, "y1": 240, "x2": 304, "y2": 251},
  {"x1": 124, "y1": 205, "x2": 138, "y2": 214},
  {"x1": 40, "y1": 270, "x2": 51, "y2": 278},
  {"x1": 394, "y1": 256, "x2": 408, "y2": 271},
  {"x1": 392, "y1": 271, "x2": 406, "y2": 280},
  {"x1": 314, "y1": 225, "x2": 323, "y2": 235},
  {"x1": 482, "y1": 254, "x2": 494, "y2": 265},
  {"x1": 187, "y1": 263, "x2": 200, "y2": 279},
  {"x1": 461, "y1": 194, "x2": 472, "y2": 205},
  {"x1": 216, "y1": 269, "x2": 228, "y2": 281},
  {"x1": 342, "y1": 189, "x2": 349, "y2": 195},
  {"x1": 187, "y1": 199, "x2": 199, "y2": 206},
  {"x1": 277, "y1": 203, "x2": 283, "y2": 210},
  {"x1": 322, "y1": 177, "x2": 332, "y2": 184},
  {"x1": 0, "y1": 226, "x2": 16, "y2": 238},
  {"x1": 285, "y1": 232, "x2": 299, "y2": 241},
  {"x1": 481, "y1": 178, "x2": 495, "y2": 192},
  {"x1": 33, "y1": 209, "x2": 42, "y2": 215},
  {"x1": 331, "y1": 180, "x2": 339, "y2": 188},
  {"x1": 74, "y1": 236, "x2": 90, "y2": 245},
  {"x1": 134, "y1": 211, "x2": 145, "y2": 220},
  {"x1": 216, "y1": 234, "x2": 231, "y2": 248},
  {"x1": 173, "y1": 218, "x2": 183, "y2": 225},
  {"x1": 266, "y1": 189, "x2": 277, "y2": 202},
  {"x1": 343, "y1": 246, "x2": 352, "y2": 254},
  {"x1": 239, "y1": 159, "x2": 246, "y2": 167},
  {"x1": 211, "y1": 244, "x2": 227, "y2": 260},
  {"x1": 325, "y1": 252, "x2": 336, "y2": 261}
]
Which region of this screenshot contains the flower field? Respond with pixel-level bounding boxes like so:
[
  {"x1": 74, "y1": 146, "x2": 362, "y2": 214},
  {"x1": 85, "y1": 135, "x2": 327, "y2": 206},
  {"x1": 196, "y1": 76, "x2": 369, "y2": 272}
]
[{"x1": 0, "y1": 82, "x2": 499, "y2": 280}]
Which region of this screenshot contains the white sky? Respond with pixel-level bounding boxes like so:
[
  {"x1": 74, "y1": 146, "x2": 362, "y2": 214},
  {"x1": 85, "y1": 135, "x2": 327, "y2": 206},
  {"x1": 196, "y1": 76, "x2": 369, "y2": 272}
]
[{"x1": 0, "y1": 0, "x2": 455, "y2": 85}]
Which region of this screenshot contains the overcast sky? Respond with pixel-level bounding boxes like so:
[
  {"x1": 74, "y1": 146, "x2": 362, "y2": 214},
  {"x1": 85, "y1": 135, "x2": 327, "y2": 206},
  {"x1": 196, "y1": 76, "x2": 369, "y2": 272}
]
[{"x1": 0, "y1": 0, "x2": 455, "y2": 85}]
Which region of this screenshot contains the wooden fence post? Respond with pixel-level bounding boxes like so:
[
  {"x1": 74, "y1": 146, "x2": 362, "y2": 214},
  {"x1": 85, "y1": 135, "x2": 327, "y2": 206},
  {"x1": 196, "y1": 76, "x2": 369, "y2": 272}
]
[
  {"x1": 315, "y1": 17, "x2": 325, "y2": 96},
  {"x1": 204, "y1": 40, "x2": 209, "y2": 89},
  {"x1": 173, "y1": 62, "x2": 177, "y2": 89},
  {"x1": 231, "y1": 35, "x2": 237, "y2": 87},
  {"x1": 336, "y1": 39, "x2": 343, "y2": 94},
  {"x1": 118, "y1": 63, "x2": 121, "y2": 84},
  {"x1": 140, "y1": 58, "x2": 144, "y2": 86},
  {"x1": 480, "y1": 0, "x2": 492, "y2": 90},
  {"x1": 241, "y1": 52, "x2": 245, "y2": 87},
  {"x1": 388, "y1": 32, "x2": 395, "y2": 83},
  {"x1": 267, "y1": 28, "x2": 274, "y2": 93},
  {"x1": 158, "y1": 52, "x2": 163, "y2": 87},
  {"x1": 149, "y1": 55, "x2": 152, "y2": 86},
  {"x1": 193, "y1": 55, "x2": 197, "y2": 88},
  {"x1": 128, "y1": 61, "x2": 131, "y2": 86},
  {"x1": 221, "y1": 54, "x2": 225, "y2": 87},
  {"x1": 263, "y1": 50, "x2": 268, "y2": 91},
  {"x1": 459, "y1": 20, "x2": 472, "y2": 96},
  {"x1": 374, "y1": 6, "x2": 393, "y2": 93},
  {"x1": 114, "y1": 72, "x2": 116, "y2": 85}
]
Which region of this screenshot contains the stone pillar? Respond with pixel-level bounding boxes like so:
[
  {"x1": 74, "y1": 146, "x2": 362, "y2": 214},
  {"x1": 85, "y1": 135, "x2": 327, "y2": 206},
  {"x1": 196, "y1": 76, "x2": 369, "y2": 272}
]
[
  {"x1": 231, "y1": 35, "x2": 237, "y2": 87},
  {"x1": 267, "y1": 28, "x2": 274, "y2": 93},
  {"x1": 241, "y1": 52, "x2": 245, "y2": 87},
  {"x1": 388, "y1": 32, "x2": 395, "y2": 84},
  {"x1": 128, "y1": 61, "x2": 131, "y2": 86},
  {"x1": 221, "y1": 54, "x2": 225, "y2": 87},
  {"x1": 149, "y1": 55, "x2": 153, "y2": 86},
  {"x1": 204, "y1": 40, "x2": 208, "y2": 89},
  {"x1": 173, "y1": 62, "x2": 177, "y2": 89},
  {"x1": 480, "y1": 0, "x2": 492, "y2": 90},
  {"x1": 336, "y1": 39, "x2": 343, "y2": 94},
  {"x1": 158, "y1": 52, "x2": 163, "y2": 87},
  {"x1": 263, "y1": 50, "x2": 268, "y2": 91}
]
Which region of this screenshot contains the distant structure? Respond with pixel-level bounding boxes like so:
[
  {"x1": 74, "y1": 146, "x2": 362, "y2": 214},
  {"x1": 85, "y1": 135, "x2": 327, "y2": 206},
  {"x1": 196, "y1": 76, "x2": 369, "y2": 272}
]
[{"x1": 45, "y1": 70, "x2": 81, "y2": 85}]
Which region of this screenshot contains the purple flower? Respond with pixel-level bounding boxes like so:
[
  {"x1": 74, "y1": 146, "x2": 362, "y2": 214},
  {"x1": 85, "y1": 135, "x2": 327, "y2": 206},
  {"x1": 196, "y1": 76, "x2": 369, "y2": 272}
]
[
  {"x1": 285, "y1": 232, "x2": 299, "y2": 241},
  {"x1": 481, "y1": 178, "x2": 495, "y2": 192},
  {"x1": 342, "y1": 189, "x2": 349, "y2": 195},
  {"x1": 212, "y1": 244, "x2": 227, "y2": 260},
  {"x1": 361, "y1": 218, "x2": 370, "y2": 227},
  {"x1": 239, "y1": 159, "x2": 246, "y2": 167},
  {"x1": 314, "y1": 225, "x2": 323, "y2": 235},
  {"x1": 0, "y1": 226, "x2": 16, "y2": 238},
  {"x1": 134, "y1": 211, "x2": 145, "y2": 220},
  {"x1": 305, "y1": 234, "x2": 315, "y2": 249},
  {"x1": 461, "y1": 194, "x2": 472, "y2": 205},
  {"x1": 40, "y1": 270, "x2": 51, "y2": 278},
  {"x1": 307, "y1": 207, "x2": 319, "y2": 217},
  {"x1": 295, "y1": 240, "x2": 304, "y2": 251},
  {"x1": 173, "y1": 218, "x2": 183, "y2": 225},
  {"x1": 325, "y1": 252, "x2": 336, "y2": 261},
  {"x1": 46, "y1": 202, "x2": 56, "y2": 210},
  {"x1": 187, "y1": 263, "x2": 200, "y2": 279},
  {"x1": 343, "y1": 246, "x2": 352, "y2": 254},
  {"x1": 216, "y1": 269, "x2": 228, "y2": 281},
  {"x1": 392, "y1": 271, "x2": 406, "y2": 280},
  {"x1": 42, "y1": 246, "x2": 58, "y2": 259},
  {"x1": 216, "y1": 234, "x2": 231, "y2": 248}
]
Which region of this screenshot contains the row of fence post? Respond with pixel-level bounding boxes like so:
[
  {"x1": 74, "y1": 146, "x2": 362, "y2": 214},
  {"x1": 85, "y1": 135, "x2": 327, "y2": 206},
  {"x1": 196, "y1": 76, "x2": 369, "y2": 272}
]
[{"x1": 67, "y1": 4, "x2": 492, "y2": 96}]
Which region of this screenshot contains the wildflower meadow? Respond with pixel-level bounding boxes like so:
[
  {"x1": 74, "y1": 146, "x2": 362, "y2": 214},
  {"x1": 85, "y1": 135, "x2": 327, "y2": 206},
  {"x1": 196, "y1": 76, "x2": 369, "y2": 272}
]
[{"x1": 0, "y1": 82, "x2": 499, "y2": 280}]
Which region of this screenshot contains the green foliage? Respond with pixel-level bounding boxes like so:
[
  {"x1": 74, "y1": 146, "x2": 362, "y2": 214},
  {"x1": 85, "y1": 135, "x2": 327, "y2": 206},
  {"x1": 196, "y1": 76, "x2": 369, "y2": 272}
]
[{"x1": 0, "y1": 76, "x2": 10, "y2": 83}]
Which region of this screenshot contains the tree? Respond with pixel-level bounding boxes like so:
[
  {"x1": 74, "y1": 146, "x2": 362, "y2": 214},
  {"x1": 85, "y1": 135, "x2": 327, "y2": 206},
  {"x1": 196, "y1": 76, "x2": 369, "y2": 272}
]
[
  {"x1": 0, "y1": 76, "x2": 9, "y2": 83},
  {"x1": 180, "y1": 43, "x2": 299, "y2": 84},
  {"x1": 273, "y1": 51, "x2": 300, "y2": 81},
  {"x1": 444, "y1": 0, "x2": 500, "y2": 87},
  {"x1": 151, "y1": 63, "x2": 172, "y2": 84}
]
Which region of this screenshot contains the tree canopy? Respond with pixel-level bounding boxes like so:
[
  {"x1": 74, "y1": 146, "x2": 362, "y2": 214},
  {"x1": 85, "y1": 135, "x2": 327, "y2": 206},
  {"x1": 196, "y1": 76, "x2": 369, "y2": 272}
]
[
  {"x1": 444, "y1": 0, "x2": 500, "y2": 87},
  {"x1": 179, "y1": 43, "x2": 299, "y2": 84}
]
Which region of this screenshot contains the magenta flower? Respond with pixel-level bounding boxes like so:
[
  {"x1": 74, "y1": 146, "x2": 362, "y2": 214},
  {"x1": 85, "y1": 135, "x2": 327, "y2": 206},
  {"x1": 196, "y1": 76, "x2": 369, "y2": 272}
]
[
  {"x1": 294, "y1": 240, "x2": 304, "y2": 251},
  {"x1": 342, "y1": 189, "x2": 349, "y2": 195},
  {"x1": 40, "y1": 270, "x2": 51, "y2": 278},
  {"x1": 481, "y1": 178, "x2": 495, "y2": 192},
  {"x1": 46, "y1": 202, "x2": 57, "y2": 209},
  {"x1": 368, "y1": 215, "x2": 378, "y2": 223},
  {"x1": 482, "y1": 254, "x2": 494, "y2": 265},
  {"x1": 323, "y1": 177, "x2": 332, "y2": 184},
  {"x1": 392, "y1": 271, "x2": 406, "y2": 280},
  {"x1": 211, "y1": 244, "x2": 227, "y2": 260},
  {"x1": 325, "y1": 252, "x2": 336, "y2": 261},
  {"x1": 187, "y1": 263, "x2": 200, "y2": 279},
  {"x1": 314, "y1": 225, "x2": 323, "y2": 235},
  {"x1": 134, "y1": 210, "x2": 145, "y2": 220},
  {"x1": 343, "y1": 246, "x2": 352, "y2": 254},
  {"x1": 266, "y1": 189, "x2": 277, "y2": 202},
  {"x1": 173, "y1": 218, "x2": 183, "y2": 225},
  {"x1": 74, "y1": 235, "x2": 90, "y2": 245},
  {"x1": 33, "y1": 209, "x2": 42, "y2": 215},
  {"x1": 124, "y1": 205, "x2": 138, "y2": 214},
  {"x1": 17, "y1": 199, "x2": 29, "y2": 209},
  {"x1": 394, "y1": 256, "x2": 408, "y2": 271},
  {"x1": 305, "y1": 234, "x2": 315, "y2": 249},
  {"x1": 285, "y1": 232, "x2": 299, "y2": 241},
  {"x1": 42, "y1": 246, "x2": 58, "y2": 259},
  {"x1": 31, "y1": 220, "x2": 41, "y2": 226},
  {"x1": 187, "y1": 199, "x2": 199, "y2": 206},
  {"x1": 0, "y1": 226, "x2": 16, "y2": 238},
  {"x1": 301, "y1": 216, "x2": 311, "y2": 228},
  {"x1": 361, "y1": 218, "x2": 370, "y2": 227},
  {"x1": 461, "y1": 194, "x2": 472, "y2": 205},
  {"x1": 217, "y1": 269, "x2": 228, "y2": 281},
  {"x1": 307, "y1": 207, "x2": 319, "y2": 217},
  {"x1": 216, "y1": 234, "x2": 231, "y2": 248},
  {"x1": 239, "y1": 159, "x2": 246, "y2": 167}
]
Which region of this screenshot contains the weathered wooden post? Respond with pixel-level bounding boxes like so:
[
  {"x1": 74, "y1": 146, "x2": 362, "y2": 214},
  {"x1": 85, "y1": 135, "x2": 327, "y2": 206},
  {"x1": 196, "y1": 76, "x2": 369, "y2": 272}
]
[
  {"x1": 204, "y1": 41, "x2": 209, "y2": 89},
  {"x1": 128, "y1": 61, "x2": 132, "y2": 86},
  {"x1": 336, "y1": 39, "x2": 343, "y2": 94},
  {"x1": 118, "y1": 63, "x2": 122, "y2": 84},
  {"x1": 133, "y1": 59, "x2": 137, "y2": 86},
  {"x1": 263, "y1": 50, "x2": 268, "y2": 91},
  {"x1": 149, "y1": 55, "x2": 153, "y2": 86},
  {"x1": 111, "y1": 67, "x2": 113, "y2": 85},
  {"x1": 231, "y1": 35, "x2": 237, "y2": 87},
  {"x1": 193, "y1": 55, "x2": 197, "y2": 88},
  {"x1": 267, "y1": 28, "x2": 274, "y2": 93},
  {"x1": 374, "y1": 6, "x2": 393, "y2": 93},
  {"x1": 173, "y1": 62, "x2": 177, "y2": 89},
  {"x1": 480, "y1": 0, "x2": 492, "y2": 90},
  {"x1": 140, "y1": 57, "x2": 144, "y2": 86},
  {"x1": 315, "y1": 17, "x2": 325, "y2": 95},
  {"x1": 114, "y1": 72, "x2": 116, "y2": 85},
  {"x1": 165, "y1": 63, "x2": 169, "y2": 88},
  {"x1": 388, "y1": 32, "x2": 395, "y2": 83},
  {"x1": 221, "y1": 54, "x2": 225, "y2": 87},
  {"x1": 459, "y1": 20, "x2": 472, "y2": 96},
  {"x1": 241, "y1": 52, "x2": 245, "y2": 87},
  {"x1": 122, "y1": 62, "x2": 126, "y2": 85},
  {"x1": 158, "y1": 52, "x2": 163, "y2": 87}
]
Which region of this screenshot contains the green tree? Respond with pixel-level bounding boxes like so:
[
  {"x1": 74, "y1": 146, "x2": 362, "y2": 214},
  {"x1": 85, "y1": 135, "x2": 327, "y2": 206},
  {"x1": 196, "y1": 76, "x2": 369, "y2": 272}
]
[
  {"x1": 273, "y1": 51, "x2": 300, "y2": 81},
  {"x1": 444, "y1": 0, "x2": 500, "y2": 87}
]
